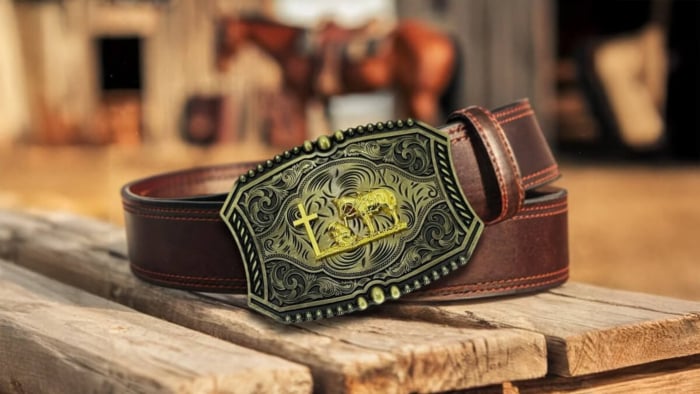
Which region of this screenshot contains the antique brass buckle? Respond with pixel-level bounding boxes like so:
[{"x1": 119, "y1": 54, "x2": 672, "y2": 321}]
[{"x1": 220, "y1": 120, "x2": 483, "y2": 323}]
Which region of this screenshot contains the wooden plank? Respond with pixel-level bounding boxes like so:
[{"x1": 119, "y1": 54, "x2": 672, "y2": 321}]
[
  {"x1": 0, "y1": 260, "x2": 311, "y2": 394},
  {"x1": 549, "y1": 281, "x2": 700, "y2": 314},
  {"x1": 460, "y1": 356, "x2": 700, "y2": 394},
  {"x1": 391, "y1": 284, "x2": 700, "y2": 377},
  {"x1": 0, "y1": 210, "x2": 547, "y2": 393},
  {"x1": 14, "y1": 1, "x2": 96, "y2": 144},
  {"x1": 509, "y1": 354, "x2": 700, "y2": 393}
]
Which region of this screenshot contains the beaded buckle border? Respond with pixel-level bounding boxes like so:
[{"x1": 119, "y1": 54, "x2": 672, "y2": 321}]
[{"x1": 221, "y1": 119, "x2": 483, "y2": 323}]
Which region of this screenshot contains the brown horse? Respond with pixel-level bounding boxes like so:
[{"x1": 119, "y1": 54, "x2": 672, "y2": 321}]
[{"x1": 217, "y1": 16, "x2": 458, "y2": 146}]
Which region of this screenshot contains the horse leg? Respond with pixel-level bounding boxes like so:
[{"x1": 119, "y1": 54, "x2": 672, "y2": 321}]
[
  {"x1": 269, "y1": 90, "x2": 308, "y2": 147},
  {"x1": 393, "y1": 21, "x2": 457, "y2": 123},
  {"x1": 406, "y1": 89, "x2": 441, "y2": 125},
  {"x1": 381, "y1": 205, "x2": 400, "y2": 226},
  {"x1": 362, "y1": 215, "x2": 376, "y2": 234}
]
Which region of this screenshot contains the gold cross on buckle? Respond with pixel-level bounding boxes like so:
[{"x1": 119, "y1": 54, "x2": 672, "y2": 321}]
[{"x1": 293, "y1": 203, "x2": 321, "y2": 256}]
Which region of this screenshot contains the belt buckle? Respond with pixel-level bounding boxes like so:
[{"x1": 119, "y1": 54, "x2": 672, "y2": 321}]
[{"x1": 220, "y1": 120, "x2": 483, "y2": 323}]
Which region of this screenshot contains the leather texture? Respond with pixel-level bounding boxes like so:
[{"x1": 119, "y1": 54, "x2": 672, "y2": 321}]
[{"x1": 122, "y1": 99, "x2": 568, "y2": 300}]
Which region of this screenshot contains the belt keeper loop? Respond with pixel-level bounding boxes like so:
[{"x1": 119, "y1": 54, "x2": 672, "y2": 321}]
[{"x1": 448, "y1": 106, "x2": 524, "y2": 223}]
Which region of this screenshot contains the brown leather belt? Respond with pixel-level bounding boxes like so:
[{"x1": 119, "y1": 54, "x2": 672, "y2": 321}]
[{"x1": 122, "y1": 99, "x2": 568, "y2": 322}]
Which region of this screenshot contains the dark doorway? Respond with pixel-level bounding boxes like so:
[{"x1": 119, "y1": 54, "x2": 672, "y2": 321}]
[
  {"x1": 98, "y1": 37, "x2": 142, "y2": 91},
  {"x1": 94, "y1": 36, "x2": 143, "y2": 145}
]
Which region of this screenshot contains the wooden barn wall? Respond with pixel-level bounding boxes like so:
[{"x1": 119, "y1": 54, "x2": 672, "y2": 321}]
[
  {"x1": 5, "y1": 0, "x2": 554, "y2": 144},
  {"x1": 10, "y1": 0, "x2": 272, "y2": 144},
  {"x1": 396, "y1": 0, "x2": 556, "y2": 141},
  {"x1": 0, "y1": 0, "x2": 30, "y2": 142}
]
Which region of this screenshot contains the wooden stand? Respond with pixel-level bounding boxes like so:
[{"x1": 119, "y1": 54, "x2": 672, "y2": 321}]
[{"x1": 1, "y1": 209, "x2": 698, "y2": 393}]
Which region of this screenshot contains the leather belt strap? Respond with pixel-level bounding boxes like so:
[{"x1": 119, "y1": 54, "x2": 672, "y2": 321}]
[
  {"x1": 448, "y1": 106, "x2": 524, "y2": 223},
  {"x1": 122, "y1": 99, "x2": 568, "y2": 302}
]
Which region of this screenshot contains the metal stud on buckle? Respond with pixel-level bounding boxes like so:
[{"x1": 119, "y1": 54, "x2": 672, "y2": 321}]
[{"x1": 220, "y1": 120, "x2": 483, "y2": 323}]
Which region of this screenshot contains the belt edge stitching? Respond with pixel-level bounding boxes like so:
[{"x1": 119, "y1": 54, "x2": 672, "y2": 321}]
[
  {"x1": 414, "y1": 267, "x2": 569, "y2": 297},
  {"x1": 130, "y1": 262, "x2": 246, "y2": 282}
]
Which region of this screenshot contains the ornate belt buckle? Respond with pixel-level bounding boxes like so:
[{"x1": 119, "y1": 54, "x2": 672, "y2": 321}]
[{"x1": 220, "y1": 120, "x2": 483, "y2": 323}]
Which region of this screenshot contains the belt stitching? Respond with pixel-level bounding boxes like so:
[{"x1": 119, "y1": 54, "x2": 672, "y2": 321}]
[
  {"x1": 513, "y1": 208, "x2": 567, "y2": 221},
  {"x1": 522, "y1": 200, "x2": 567, "y2": 212},
  {"x1": 464, "y1": 111, "x2": 510, "y2": 223},
  {"x1": 419, "y1": 273, "x2": 569, "y2": 297},
  {"x1": 131, "y1": 265, "x2": 569, "y2": 294},
  {"x1": 499, "y1": 110, "x2": 535, "y2": 125},
  {"x1": 131, "y1": 261, "x2": 246, "y2": 282},
  {"x1": 523, "y1": 164, "x2": 558, "y2": 181},
  {"x1": 524, "y1": 171, "x2": 560, "y2": 189},
  {"x1": 142, "y1": 278, "x2": 247, "y2": 290},
  {"x1": 485, "y1": 108, "x2": 524, "y2": 211},
  {"x1": 493, "y1": 103, "x2": 532, "y2": 118},
  {"x1": 124, "y1": 211, "x2": 222, "y2": 222},
  {"x1": 417, "y1": 267, "x2": 569, "y2": 296},
  {"x1": 122, "y1": 202, "x2": 220, "y2": 215}
]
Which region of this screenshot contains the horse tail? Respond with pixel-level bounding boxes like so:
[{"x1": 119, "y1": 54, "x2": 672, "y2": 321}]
[{"x1": 439, "y1": 34, "x2": 464, "y2": 119}]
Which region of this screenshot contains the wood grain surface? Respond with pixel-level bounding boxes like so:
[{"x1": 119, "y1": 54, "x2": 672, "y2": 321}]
[
  {"x1": 391, "y1": 282, "x2": 700, "y2": 377},
  {"x1": 0, "y1": 260, "x2": 312, "y2": 394}
]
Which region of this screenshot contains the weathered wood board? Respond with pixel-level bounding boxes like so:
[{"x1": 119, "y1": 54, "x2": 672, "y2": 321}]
[
  {"x1": 390, "y1": 282, "x2": 700, "y2": 377},
  {"x1": 0, "y1": 210, "x2": 548, "y2": 394},
  {"x1": 0, "y1": 260, "x2": 311, "y2": 394},
  {"x1": 507, "y1": 354, "x2": 700, "y2": 394}
]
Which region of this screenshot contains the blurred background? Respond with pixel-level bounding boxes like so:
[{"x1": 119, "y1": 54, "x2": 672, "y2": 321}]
[{"x1": 0, "y1": 0, "x2": 698, "y2": 300}]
